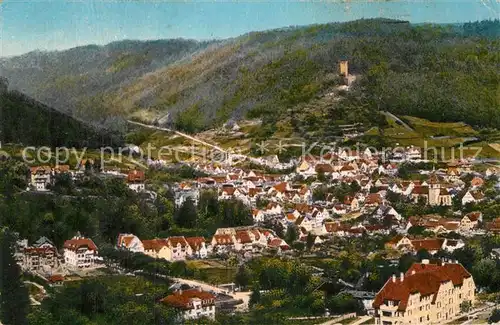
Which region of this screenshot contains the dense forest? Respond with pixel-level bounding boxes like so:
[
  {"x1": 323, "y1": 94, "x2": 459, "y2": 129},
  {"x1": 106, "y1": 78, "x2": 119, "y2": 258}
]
[{"x1": 0, "y1": 78, "x2": 123, "y2": 148}]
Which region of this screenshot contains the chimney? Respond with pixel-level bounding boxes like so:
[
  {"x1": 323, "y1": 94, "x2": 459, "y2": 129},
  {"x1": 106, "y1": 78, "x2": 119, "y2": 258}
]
[
  {"x1": 198, "y1": 287, "x2": 202, "y2": 292},
  {"x1": 392, "y1": 274, "x2": 396, "y2": 283},
  {"x1": 400, "y1": 272, "x2": 404, "y2": 282},
  {"x1": 422, "y1": 259, "x2": 430, "y2": 264},
  {"x1": 178, "y1": 289, "x2": 183, "y2": 295}
]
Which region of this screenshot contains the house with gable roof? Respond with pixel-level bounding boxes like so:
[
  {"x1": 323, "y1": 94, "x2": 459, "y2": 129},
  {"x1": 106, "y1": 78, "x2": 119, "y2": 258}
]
[
  {"x1": 459, "y1": 212, "x2": 482, "y2": 231},
  {"x1": 461, "y1": 190, "x2": 485, "y2": 205},
  {"x1": 161, "y1": 288, "x2": 216, "y2": 320},
  {"x1": 373, "y1": 261, "x2": 475, "y2": 325},
  {"x1": 63, "y1": 234, "x2": 99, "y2": 269},
  {"x1": 117, "y1": 233, "x2": 144, "y2": 253},
  {"x1": 185, "y1": 237, "x2": 209, "y2": 259}
]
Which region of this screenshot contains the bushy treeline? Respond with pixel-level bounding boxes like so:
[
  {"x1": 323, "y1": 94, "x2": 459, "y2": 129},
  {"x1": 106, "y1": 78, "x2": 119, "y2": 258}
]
[
  {"x1": 28, "y1": 276, "x2": 178, "y2": 325},
  {"x1": 0, "y1": 160, "x2": 253, "y2": 249}
]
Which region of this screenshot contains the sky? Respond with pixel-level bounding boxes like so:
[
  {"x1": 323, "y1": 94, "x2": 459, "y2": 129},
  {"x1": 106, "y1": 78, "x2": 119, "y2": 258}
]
[{"x1": 0, "y1": 0, "x2": 498, "y2": 57}]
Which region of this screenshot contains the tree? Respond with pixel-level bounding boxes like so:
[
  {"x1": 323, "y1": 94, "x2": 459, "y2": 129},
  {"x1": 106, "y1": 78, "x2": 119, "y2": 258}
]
[
  {"x1": 460, "y1": 300, "x2": 472, "y2": 314},
  {"x1": 198, "y1": 190, "x2": 219, "y2": 219},
  {"x1": 235, "y1": 265, "x2": 250, "y2": 290},
  {"x1": 489, "y1": 309, "x2": 500, "y2": 324},
  {"x1": 306, "y1": 233, "x2": 315, "y2": 251},
  {"x1": 398, "y1": 253, "x2": 417, "y2": 273},
  {"x1": 175, "y1": 198, "x2": 198, "y2": 228},
  {"x1": 285, "y1": 224, "x2": 298, "y2": 244},
  {"x1": 472, "y1": 259, "x2": 497, "y2": 290},
  {"x1": 416, "y1": 249, "x2": 431, "y2": 261},
  {"x1": 218, "y1": 199, "x2": 253, "y2": 228},
  {"x1": 292, "y1": 241, "x2": 305, "y2": 252},
  {"x1": 0, "y1": 230, "x2": 29, "y2": 325},
  {"x1": 249, "y1": 284, "x2": 261, "y2": 307},
  {"x1": 325, "y1": 293, "x2": 364, "y2": 315},
  {"x1": 407, "y1": 225, "x2": 427, "y2": 236}
]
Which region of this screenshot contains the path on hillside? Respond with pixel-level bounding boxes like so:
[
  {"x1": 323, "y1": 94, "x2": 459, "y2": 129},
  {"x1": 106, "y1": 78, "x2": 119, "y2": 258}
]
[
  {"x1": 127, "y1": 120, "x2": 228, "y2": 154},
  {"x1": 381, "y1": 111, "x2": 414, "y2": 131}
]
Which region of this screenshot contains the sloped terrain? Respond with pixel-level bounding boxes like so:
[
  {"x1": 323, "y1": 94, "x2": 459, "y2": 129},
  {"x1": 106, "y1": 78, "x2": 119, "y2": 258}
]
[
  {"x1": 0, "y1": 79, "x2": 121, "y2": 148},
  {"x1": 0, "y1": 19, "x2": 499, "y2": 134}
]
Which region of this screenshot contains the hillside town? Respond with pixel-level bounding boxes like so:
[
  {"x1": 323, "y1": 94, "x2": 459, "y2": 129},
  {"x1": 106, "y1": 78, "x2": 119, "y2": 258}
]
[
  {"x1": 9, "y1": 141, "x2": 499, "y2": 324},
  {"x1": 0, "y1": 6, "x2": 499, "y2": 325}
]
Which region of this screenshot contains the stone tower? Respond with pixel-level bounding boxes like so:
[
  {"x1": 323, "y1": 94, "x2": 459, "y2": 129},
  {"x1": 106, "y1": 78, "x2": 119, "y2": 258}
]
[{"x1": 339, "y1": 60, "x2": 349, "y2": 77}]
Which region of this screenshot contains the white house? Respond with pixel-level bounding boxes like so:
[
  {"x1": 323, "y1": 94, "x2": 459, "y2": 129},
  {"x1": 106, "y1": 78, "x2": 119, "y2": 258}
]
[
  {"x1": 461, "y1": 190, "x2": 485, "y2": 205},
  {"x1": 117, "y1": 233, "x2": 144, "y2": 253},
  {"x1": 63, "y1": 235, "x2": 99, "y2": 269},
  {"x1": 161, "y1": 289, "x2": 216, "y2": 321}
]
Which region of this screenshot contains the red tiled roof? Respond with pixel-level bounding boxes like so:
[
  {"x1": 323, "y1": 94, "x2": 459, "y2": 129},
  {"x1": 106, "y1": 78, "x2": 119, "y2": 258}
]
[
  {"x1": 235, "y1": 231, "x2": 252, "y2": 244},
  {"x1": 470, "y1": 191, "x2": 485, "y2": 200},
  {"x1": 373, "y1": 263, "x2": 471, "y2": 311},
  {"x1": 161, "y1": 289, "x2": 216, "y2": 310},
  {"x1": 213, "y1": 234, "x2": 234, "y2": 245},
  {"x1": 365, "y1": 193, "x2": 382, "y2": 205},
  {"x1": 465, "y1": 212, "x2": 481, "y2": 222},
  {"x1": 142, "y1": 239, "x2": 168, "y2": 251},
  {"x1": 48, "y1": 274, "x2": 64, "y2": 283},
  {"x1": 222, "y1": 187, "x2": 236, "y2": 195},
  {"x1": 54, "y1": 165, "x2": 71, "y2": 172},
  {"x1": 185, "y1": 237, "x2": 205, "y2": 251},
  {"x1": 250, "y1": 229, "x2": 261, "y2": 241},
  {"x1": 117, "y1": 234, "x2": 135, "y2": 248},
  {"x1": 411, "y1": 186, "x2": 429, "y2": 195},
  {"x1": 273, "y1": 182, "x2": 288, "y2": 193},
  {"x1": 410, "y1": 238, "x2": 444, "y2": 252},
  {"x1": 167, "y1": 236, "x2": 188, "y2": 248},
  {"x1": 128, "y1": 170, "x2": 145, "y2": 183},
  {"x1": 471, "y1": 177, "x2": 484, "y2": 186},
  {"x1": 63, "y1": 237, "x2": 97, "y2": 251},
  {"x1": 315, "y1": 164, "x2": 334, "y2": 173}
]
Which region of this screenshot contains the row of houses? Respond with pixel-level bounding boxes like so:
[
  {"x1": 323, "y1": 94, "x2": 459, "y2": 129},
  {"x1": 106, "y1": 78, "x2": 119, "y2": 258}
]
[
  {"x1": 29, "y1": 165, "x2": 146, "y2": 193},
  {"x1": 15, "y1": 234, "x2": 100, "y2": 275},
  {"x1": 116, "y1": 227, "x2": 290, "y2": 261}
]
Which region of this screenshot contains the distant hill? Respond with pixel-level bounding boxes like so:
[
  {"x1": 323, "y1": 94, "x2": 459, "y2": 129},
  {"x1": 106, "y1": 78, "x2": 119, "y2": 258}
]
[
  {"x1": 1, "y1": 19, "x2": 498, "y2": 134},
  {"x1": 0, "y1": 78, "x2": 122, "y2": 148}
]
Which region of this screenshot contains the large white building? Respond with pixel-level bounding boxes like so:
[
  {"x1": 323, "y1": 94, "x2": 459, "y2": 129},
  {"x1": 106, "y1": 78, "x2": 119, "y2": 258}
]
[
  {"x1": 63, "y1": 235, "x2": 99, "y2": 269},
  {"x1": 373, "y1": 261, "x2": 475, "y2": 325},
  {"x1": 161, "y1": 288, "x2": 216, "y2": 321}
]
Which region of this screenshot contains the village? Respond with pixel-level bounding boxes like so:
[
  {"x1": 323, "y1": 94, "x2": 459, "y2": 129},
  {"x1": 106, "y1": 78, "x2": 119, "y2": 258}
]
[{"x1": 15, "y1": 141, "x2": 500, "y2": 324}]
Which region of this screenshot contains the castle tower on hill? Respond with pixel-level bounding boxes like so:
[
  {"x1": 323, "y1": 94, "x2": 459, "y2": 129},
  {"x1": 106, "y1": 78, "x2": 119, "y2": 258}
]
[{"x1": 339, "y1": 60, "x2": 349, "y2": 77}]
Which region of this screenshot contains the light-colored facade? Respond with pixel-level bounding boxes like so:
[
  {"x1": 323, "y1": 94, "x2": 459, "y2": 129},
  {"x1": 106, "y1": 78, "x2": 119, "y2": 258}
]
[
  {"x1": 373, "y1": 261, "x2": 475, "y2": 325},
  {"x1": 161, "y1": 289, "x2": 216, "y2": 321},
  {"x1": 63, "y1": 236, "x2": 99, "y2": 269}
]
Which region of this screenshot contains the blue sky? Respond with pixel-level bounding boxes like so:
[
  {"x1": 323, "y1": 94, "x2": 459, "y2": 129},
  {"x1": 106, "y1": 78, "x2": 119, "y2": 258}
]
[{"x1": 0, "y1": 0, "x2": 498, "y2": 57}]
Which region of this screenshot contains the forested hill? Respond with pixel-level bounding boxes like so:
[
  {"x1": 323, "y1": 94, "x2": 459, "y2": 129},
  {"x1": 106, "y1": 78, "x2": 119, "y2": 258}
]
[
  {"x1": 0, "y1": 19, "x2": 499, "y2": 132},
  {"x1": 0, "y1": 78, "x2": 122, "y2": 148}
]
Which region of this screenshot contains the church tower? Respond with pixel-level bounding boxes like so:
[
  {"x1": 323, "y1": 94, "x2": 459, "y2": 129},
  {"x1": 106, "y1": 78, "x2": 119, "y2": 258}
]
[{"x1": 428, "y1": 172, "x2": 441, "y2": 205}]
